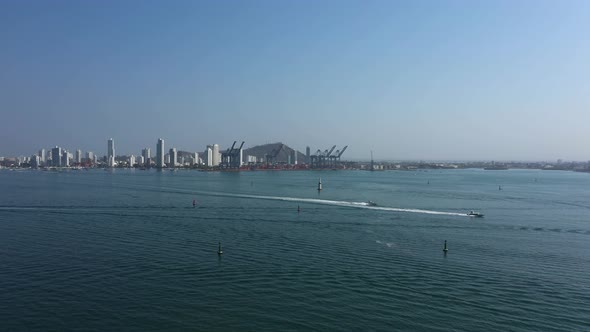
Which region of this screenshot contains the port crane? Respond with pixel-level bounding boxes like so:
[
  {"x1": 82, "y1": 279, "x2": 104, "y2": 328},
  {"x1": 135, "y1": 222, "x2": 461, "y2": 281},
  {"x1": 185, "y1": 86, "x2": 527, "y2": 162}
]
[
  {"x1": 310, "y1": 145, "x2": 347, "y2": 168},
  {"x1": 265, "y1": 144, "x2": 284, "y2": 165},
  {"x1": 221, "y1": 141, "x2": 245, "y2": 169}
]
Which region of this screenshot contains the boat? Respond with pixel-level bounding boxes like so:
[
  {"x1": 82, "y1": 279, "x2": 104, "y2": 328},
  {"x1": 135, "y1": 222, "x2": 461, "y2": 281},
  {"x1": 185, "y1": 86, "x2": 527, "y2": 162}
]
[
  {"x1": 467, "y1": 210, "x2": 484, "y2": 218},
  {"x1": 484, "y1": 166, "x2": 508, "y2": 170},
  {"x1": 367, "y1": 201, "x2": 377, "y2": 206}
]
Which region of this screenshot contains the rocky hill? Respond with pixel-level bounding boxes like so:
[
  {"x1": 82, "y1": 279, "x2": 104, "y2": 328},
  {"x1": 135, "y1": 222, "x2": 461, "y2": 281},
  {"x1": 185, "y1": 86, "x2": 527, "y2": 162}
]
[{"x1": 242, "y1": 143, "x2": 306, "y2": 164}]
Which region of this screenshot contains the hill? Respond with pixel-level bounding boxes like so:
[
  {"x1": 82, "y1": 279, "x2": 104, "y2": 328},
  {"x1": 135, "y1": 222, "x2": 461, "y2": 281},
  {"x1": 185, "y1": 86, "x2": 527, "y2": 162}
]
[{"x1": 242, "y1": 143, "x2": 306, "y2": 164}]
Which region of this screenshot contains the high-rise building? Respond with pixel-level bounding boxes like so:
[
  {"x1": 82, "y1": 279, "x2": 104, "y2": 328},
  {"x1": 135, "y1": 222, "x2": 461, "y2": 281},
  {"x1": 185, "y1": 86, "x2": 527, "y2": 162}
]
[
  {"x1": 75, "y1": 149, "x2": 82, "y2": 164},
  {"x1": 138, "y1": 156, "x2": 145, "y2": 166},
  {"x1": 212, "y1": 144, "x2": 220, "y2": 166},
  {"x1": 52, "y1": 146, "x2": 62, "y2": 167},
  {"x1": 141, "y1": 148, "x2": 152, "y2": 165},
  {"x1": 31, "y1": 155, "x2": 40, "y2": 168},
  {"x1": 169, "y1": 148, "x2": 177, "y2": 167},
  {"x1": 156, "y1": 138, "x2": 165, "y2": 168},
  {"x1": 306, "y1": 146, "x2": 311, "y2": 164},
  {"x1": 194, "y1": 152, "x2": 199, "y2": 166},
  {"x1": 61, "y1": 150, "x2": 69, "y2": 167},
  {"x1": 38, "y1": 149, "x2": 46, "y2": 165},
  {"x1": 86, "y1": 151, "x2": 94, "y2": 163},
  {"x1": 129, "y1": 155, "x2": 135, "y2": 167},
  {"x1": 108, "y1": 138, "x2": 115, "y2": 166},
  {"x1": 206, "y1": 146, "x2": 213, "y2": 167}
]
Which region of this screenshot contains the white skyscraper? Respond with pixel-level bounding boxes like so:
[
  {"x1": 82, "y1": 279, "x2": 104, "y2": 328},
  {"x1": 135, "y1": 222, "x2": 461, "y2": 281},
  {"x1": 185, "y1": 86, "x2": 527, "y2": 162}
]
[
  {"x1": 212, "y1": 144, "x2": 220, "y2": 166},
  {"x1": 138, "y1": 156, "x2": 145, "y2": 166},
  {"x1": 38, "y1": 149, "x2": 46, "y2": 165},
  {"x1": 108, "y1": 138, "x2": 115, "y2": 167},
  {"x1": 75, "y1": 149, "x2": 82, "y2": 164},
  {"x1": 129, "y1": 155, "x2": 135, "y2": 167},
  {"x1": 86, "y1": 151, "x2": 94, "y2": 164},
  {"x1": 157, "y1": 138, "x2": 165, "y2": 168},
  {"x1": 169, "y1": 148, "x2": 177, "y2": 167},
  {"x1": 206, "y1": 146, "x2": 213, "y2": 167}
]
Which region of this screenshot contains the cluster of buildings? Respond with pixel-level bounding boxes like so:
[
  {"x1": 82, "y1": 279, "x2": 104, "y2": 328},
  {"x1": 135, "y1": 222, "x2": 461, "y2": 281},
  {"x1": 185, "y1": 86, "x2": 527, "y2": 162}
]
[
  {"x1": 6, "y1": 138, "x2": 234, "y2": 169},
  {"x1": 2, "y1": 139, "x2": 353, "y2": 170},
  {"x1": 19, "y1": 147, "x2": 97, "y2": 168}
]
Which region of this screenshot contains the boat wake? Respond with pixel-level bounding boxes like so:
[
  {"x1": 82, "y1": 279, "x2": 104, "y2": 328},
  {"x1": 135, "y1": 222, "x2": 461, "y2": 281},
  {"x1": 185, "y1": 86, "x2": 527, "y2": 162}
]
[{"x1": 191, "y1": 190, "x2": 468, "y2": 217}]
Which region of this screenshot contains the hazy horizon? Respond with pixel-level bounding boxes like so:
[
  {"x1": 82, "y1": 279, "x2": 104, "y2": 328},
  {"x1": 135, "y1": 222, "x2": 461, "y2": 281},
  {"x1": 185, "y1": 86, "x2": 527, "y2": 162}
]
[{"x1": 1, "y1": 0, "x2": 589, "y2": 160}]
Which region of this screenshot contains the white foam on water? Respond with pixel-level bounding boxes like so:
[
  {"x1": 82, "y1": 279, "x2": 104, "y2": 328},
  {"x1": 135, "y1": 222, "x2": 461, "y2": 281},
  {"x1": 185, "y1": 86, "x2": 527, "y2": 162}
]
[{"x1": 191, "y1": 190, "x2": 468, "y2": 217}]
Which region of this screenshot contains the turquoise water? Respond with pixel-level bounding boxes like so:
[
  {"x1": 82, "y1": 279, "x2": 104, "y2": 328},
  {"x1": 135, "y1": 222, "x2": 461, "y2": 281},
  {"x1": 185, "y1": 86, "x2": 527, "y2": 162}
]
[{"x1": 0, "y1": 169, "x2": 589, "y2": 331}]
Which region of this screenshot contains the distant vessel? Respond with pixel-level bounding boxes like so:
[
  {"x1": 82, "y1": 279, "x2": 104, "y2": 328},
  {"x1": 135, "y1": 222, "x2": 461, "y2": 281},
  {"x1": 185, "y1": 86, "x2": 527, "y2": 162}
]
[
  {"x1": 367, "y1": 201, "x2": 377, "y2": 206},
  {"x1": 317, "y1": 178, "x2": 322, "y2": 191},
  {"x1": 467, "y1": 211, "x2": 484, "y2": 218},
  {"x1": 217, "y1": 242, "x2": 223, "y2": 255},
  {"x1": 484, "y1": 166, "x2": 508, "y2": 170}
]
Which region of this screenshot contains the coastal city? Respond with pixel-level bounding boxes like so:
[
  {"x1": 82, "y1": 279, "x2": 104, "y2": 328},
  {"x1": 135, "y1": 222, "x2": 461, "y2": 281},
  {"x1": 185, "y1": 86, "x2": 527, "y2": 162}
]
[{"x1": 1, "y1": 138, "x2": 589, "y2": 173}]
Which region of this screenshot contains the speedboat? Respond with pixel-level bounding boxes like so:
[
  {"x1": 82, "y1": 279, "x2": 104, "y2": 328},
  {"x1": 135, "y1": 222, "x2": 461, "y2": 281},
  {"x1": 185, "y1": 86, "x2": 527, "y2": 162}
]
[
  {"x1": 467, "y1": 210, "x2": 484, "y2": 218},
  {"x1": 367, "y1": 201, "x2": 377, "y2": 206}
]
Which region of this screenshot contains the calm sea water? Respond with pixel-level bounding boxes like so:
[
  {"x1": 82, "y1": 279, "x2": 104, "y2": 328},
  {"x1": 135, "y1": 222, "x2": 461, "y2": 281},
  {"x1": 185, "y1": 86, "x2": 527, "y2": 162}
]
[{"x1": 0, "y1": 168, "x2": 589, "y2": 331}]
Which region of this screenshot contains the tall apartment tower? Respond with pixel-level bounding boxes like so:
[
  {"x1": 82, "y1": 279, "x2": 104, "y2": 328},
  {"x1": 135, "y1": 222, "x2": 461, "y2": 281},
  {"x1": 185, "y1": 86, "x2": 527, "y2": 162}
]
[
  {"x1": 108, "y1": 138, "x2": 115, "y2": 162},
  {"x1": 38, "y1": 149, "x2": 46, "y2": 165},
  {"x1": 52, "y1": 146, "x2": 62, "y2": 167},
  {"x1": 212, "y1": 144, "x2": 220, "y2": 166},
  {"x1": 61, "y1": 150, "x2": 69, "y2": 167},
  {"x1": 156, "y1": 138, "x2": 165, "y2": 168},
  {"x1": 142, "y1": 148, "x2": 151, "y2": 166},
  {"x1": 169, "y1": 148, "x2": 177, "y2": 167},
  {"x1": 75, "y1": 149, "x2": 82, "y2": 164},
  {"x1": 206, "y1": 145, "x2": 213, "y2": 167},
  {"x1": 306, "y1": 146, "x2": 311, "y2": 164}
]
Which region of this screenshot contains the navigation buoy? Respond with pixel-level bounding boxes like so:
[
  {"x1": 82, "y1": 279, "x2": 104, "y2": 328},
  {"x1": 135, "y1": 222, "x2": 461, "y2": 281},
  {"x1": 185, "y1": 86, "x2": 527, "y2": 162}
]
[
  {"x1": 218, "y1": 242, "x2": 223, "y2": 255},
  {"x1": 297, "y1": 205, "x2": 301, "y2": 213},
  {"x1": 193, "y1": 199, "x2": 196, "y2": 207},
  {"x1": 443, "y1": 240, "x2": 448, "y2": 253},
  {"x1": 317, "y1": 178, "x2": 322, "y2": 191},
  {"x1": 498, "y1": 185, "x2": 502, "y2": 191}
]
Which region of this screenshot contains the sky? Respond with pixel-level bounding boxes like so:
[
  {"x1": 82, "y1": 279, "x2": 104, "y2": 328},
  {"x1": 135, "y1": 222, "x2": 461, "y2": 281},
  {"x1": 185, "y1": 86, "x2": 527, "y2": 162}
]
[{"x1": 1, "y1": 0, "x2": 589, "y2": 161}]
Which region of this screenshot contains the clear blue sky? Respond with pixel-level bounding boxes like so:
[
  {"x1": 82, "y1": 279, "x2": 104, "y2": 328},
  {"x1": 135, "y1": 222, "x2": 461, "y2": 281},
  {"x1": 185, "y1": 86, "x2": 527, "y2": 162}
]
[{"x1": 1, "y1": 0, "x2": 589, "y2": 161}]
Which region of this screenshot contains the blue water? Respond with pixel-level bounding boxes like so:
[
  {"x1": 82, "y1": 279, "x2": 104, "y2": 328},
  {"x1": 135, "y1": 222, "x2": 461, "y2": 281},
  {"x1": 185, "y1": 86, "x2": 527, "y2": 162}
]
[{"x1": 0, "y1": 169, "x2": 589, "y2": 331}]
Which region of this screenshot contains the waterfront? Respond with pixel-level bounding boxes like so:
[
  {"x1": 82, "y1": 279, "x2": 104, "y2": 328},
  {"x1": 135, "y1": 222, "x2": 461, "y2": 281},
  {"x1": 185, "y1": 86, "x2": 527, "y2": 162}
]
[{"x1": 0, "y1": 169, "x2": 589, "y2": 331}]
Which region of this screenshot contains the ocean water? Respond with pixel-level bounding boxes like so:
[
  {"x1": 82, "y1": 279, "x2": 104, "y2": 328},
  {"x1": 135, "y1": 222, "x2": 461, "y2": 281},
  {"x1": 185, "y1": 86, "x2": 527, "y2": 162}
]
[{"x1": 0, "y1": 168, "x2": 589, "y2": 331}]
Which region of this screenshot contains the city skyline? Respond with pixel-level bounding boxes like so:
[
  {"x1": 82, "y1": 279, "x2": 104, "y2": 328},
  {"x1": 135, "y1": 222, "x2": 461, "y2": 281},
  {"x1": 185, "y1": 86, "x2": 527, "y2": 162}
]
[
  {"x1": 1, "y1": 1, "x2": 589, "y2": 160},
  {"x1": 4, "y1": 136, "x2": 590, "y2": 164}
]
